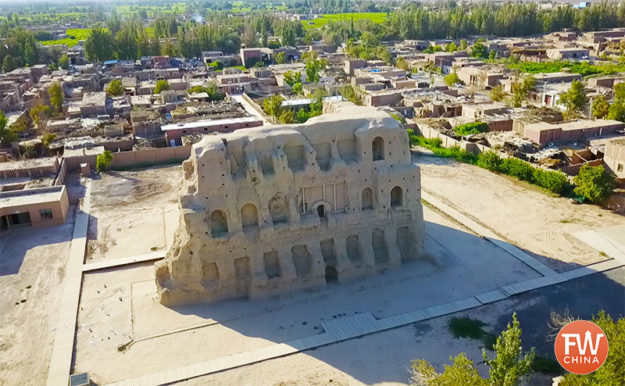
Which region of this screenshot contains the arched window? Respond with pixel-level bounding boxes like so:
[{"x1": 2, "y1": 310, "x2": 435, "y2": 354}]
[
  {"x1": 240, "y1": 203, "x2": 258, "y2": 229},
  {"x1": 362, "y1": 187, "x2": 373, "y2": 210},
  {"x1": 372, "y1": 136, "x2": 384, "y2": 161},
  {"x1": 390, "y1": 186, "x2": 403, "y2": 208},
  {"x1": 210, "y1": 210, "x2": 228, "y2": 237}
]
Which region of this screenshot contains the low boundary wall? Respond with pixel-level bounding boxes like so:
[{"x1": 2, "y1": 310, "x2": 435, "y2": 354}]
[{"x1": 63, "y1": 146, "x2": 192, "y2": 171}]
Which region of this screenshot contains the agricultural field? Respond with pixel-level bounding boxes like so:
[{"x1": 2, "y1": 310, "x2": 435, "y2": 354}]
[
  {"x1": 231, "y1": 1, "x2": 252, "y2": 13},
  {"x1": 116, "y1": 2, "x2": 187, "y2": 17},
  {"x1": 302, "y1": 12, "x2": 387, "y2": 29},
  {"x1": 506, "y1": 60, "x2": 625, "y2": 77},
  {"x1": 40, "y1": 28, "x2": 91, "y2": 47}
]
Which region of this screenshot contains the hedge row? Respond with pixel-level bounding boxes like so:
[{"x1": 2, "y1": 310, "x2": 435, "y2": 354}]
[{"x1": 408, "y1": 131, "x2": 571, "y2": 196}]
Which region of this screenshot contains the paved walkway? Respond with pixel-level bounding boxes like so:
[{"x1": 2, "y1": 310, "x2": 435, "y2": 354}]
[
  {"x1": 47, "y1": 181, "x2": 92, "y2": 386},
  {"x1": 83, "y1": 251, "x2": 165, "y2": 272},
  {"x1": 107, "y1": 194, "x2": 624, "y2": 386},
  {"x1": 572, "y1": 224, "x2": 625, "y2": 264},
  {"x1": 421, "y1": 189, "x2": 557, "y2": 276}
]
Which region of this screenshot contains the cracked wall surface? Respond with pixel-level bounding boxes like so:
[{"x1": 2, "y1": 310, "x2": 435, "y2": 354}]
[{"x1": 155, "y1": 105, "x2": 424, "y2": 306}]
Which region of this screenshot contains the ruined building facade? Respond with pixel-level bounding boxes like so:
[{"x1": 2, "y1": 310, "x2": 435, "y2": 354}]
[{"x1": 155, "y1": 106, "x2": 424, "y2": 305}]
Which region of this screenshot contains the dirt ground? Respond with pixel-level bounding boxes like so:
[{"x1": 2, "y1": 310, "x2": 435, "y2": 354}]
[
  {"x1": 73, "y1": 203, "x2": 544, "y2": 384},
  {"x1": 414, "y1": 154, "x2": 625, "y2": 272},
  {"x1": 86, "y1": 165, "x2": 181, "y2": 262},
  {"x1": 0, "y1": 174, "x2": 84, "y2": 386}
]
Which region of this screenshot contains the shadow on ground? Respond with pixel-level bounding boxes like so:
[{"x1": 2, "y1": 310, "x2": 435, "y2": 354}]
[{"x1": 139, "y1": 219, "x2": 625, "y2": 385}]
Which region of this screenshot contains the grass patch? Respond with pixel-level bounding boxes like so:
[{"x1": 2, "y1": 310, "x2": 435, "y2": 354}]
[
  {"x1": 302, "y1": 12, "x2": 387, "y2": 29},
  {"x1": 531, "y1": 355, "x2": 563, "y2": 375}
]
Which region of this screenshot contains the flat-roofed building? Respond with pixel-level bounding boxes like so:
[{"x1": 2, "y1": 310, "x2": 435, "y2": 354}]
[
  {"x1": 0, "y1": 185, "x2": 69, "y2": 231},
  {"x1": 523, "y1": 119, "x2": 625, "y2": 145},
  {"x1": 161, "y1": 117, "x2": 264, "y2": 146},
  {"x1": 604, "y1": 137, "x2": 625, "y2": 178}
]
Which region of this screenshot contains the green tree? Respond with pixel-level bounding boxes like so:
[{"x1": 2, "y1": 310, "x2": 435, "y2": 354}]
[
  {"x1": 396, "y1": 56, "x2": 410, "y2": 71},
  {"x1": 559, "y1": 80, "x2": 588, "y2": 118},
  {"x1": 305, "y1": 57, "x2": 327, "y2": 83},
  {"x1": 48, "y1": 82, "x2": 63, "y2": 114},
  {"x1": 512, "y1": 75, "x2": 535, "y2": 107},
  {"x1": 591, "y1": 95, "x2": 610, "y2": 118},
  {"x1": 154, "y1": 79, "x2": 170, "y2": 94},
  {"x1": 96, "y1": 150, "x2": 113, "y2": 172},
  {"x1": 608, "y1": 82, "x2": 625, "y2": 121},
  {"x1": 275, "y1": 52, "x2": 285, "y2": 64},
  {"x1": 411, "y1": 353, "x2": 488, "y2": 386},
  {"x1": 471, "y1": 39, "x2": 489, "y2": 59},
  {"x1": 489, "y1": 50, "x2": 496, "y2": 60},
  {"x1": 376, "y1": 46, "x2": 392, "y2": 64},
  {"x1": 292, "y1": 82, "x2": 303, "y2": 95},
  {"x1": 573, "y1": 164, "x2": 616, "y2": 204},
  {"x1": 339, "y1": 85, "x2": 361, "y2": 105},
  {"x1": 444, "y1": 72, "x2": 460, "y2": 86},
  {"x1": 447, "y1": 42, "x2": 457, "y2": 52},
  {"x1": 29, "y1": 103, "x2": 51, "y2": 128},
  {"x1": 490, "y1": 85, "x2": 506, "y2": 102},
  {"x1": 115, "y1": 24, "x2": 140, "y2": 60},
  {"x1": 459, "y1": 39, "x2": 468, "y2": 50},
  {"x1": 283, "y1": 71, "x2": 301, "y2": 87},
  {"x1": 278, "y1": 109, "x2": 295, "y2": 124},
  {"x1": 483, "y1": 313, "x2": 535, "y2": 386},
  {"x1": 411, "y1": 313, "x2": 534, "y2": 386},
  {"x1": 41, "y1": 132, "x2": 57, "y2": 148},
  {"x1": 59, "y1": 54, "x2": 69, "y2": 70},
  {"x1": 608, "y1": 101, "x2": 625, "y2": 121},
  {"x1": 85, "y1": 28, "x2": 115, "y2": 62},
  {"x1": 296, "y1": 108, "x2": 310, "y2": 123},
  {"x1": 263, "y1": 94, "x2": 284, "y2": 123},
  {"x1": 186, "y1": 83, "x2": 224, "y2": 101},
  {"x1": 2, "y1": 55, "x2": 17, "y2": 73},
  {"x1": 309, "y1": 88, "x2": 326, "y2": 117},
  {"x1": 0, "y1": 111, "x2": 17, "y2": 145},
  {"x1": 106, "y1": 79, "x2": 124, "y2": 96}
]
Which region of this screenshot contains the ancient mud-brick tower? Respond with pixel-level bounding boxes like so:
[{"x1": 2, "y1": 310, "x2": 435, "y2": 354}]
[{"x1": 155, "y1": 105, "x2": 424, "y2": 305}]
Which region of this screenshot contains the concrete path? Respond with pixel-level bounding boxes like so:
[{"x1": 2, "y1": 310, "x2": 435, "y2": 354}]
[
  {"x1": 421, "y1": 189, "x2": 557, "y2": 276},
  {"x1": 108, "y1": 257, "x2": 622, "y2": 386},
  {"x1": 82, "y1": 251, "x2": 165, "y2": 272},
  {"x1": 47, "y1": 181, "x2": 91, "y2": 386},
  {"x1": 572, "y1": 224, "x2": 625, "y2": 264}
]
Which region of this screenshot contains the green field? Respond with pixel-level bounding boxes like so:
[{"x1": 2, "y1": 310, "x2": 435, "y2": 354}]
[
  {"x1": 40, "y1": 28, "x2": 91, "y2": 47},
  {"x1": 302, "y1": 12, "x2": 387, "y2": 29},
  {"x1": 507, "y1": 60, "x2": 625, "y2": 77}
]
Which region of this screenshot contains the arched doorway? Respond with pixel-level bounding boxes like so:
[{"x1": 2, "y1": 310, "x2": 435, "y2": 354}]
[
  {"x1": 317, "y1": 204, "x2": 326, "y2": 218},
  {"x1": 391, "y1": 186, "x2": 403, "y2": 208}
]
